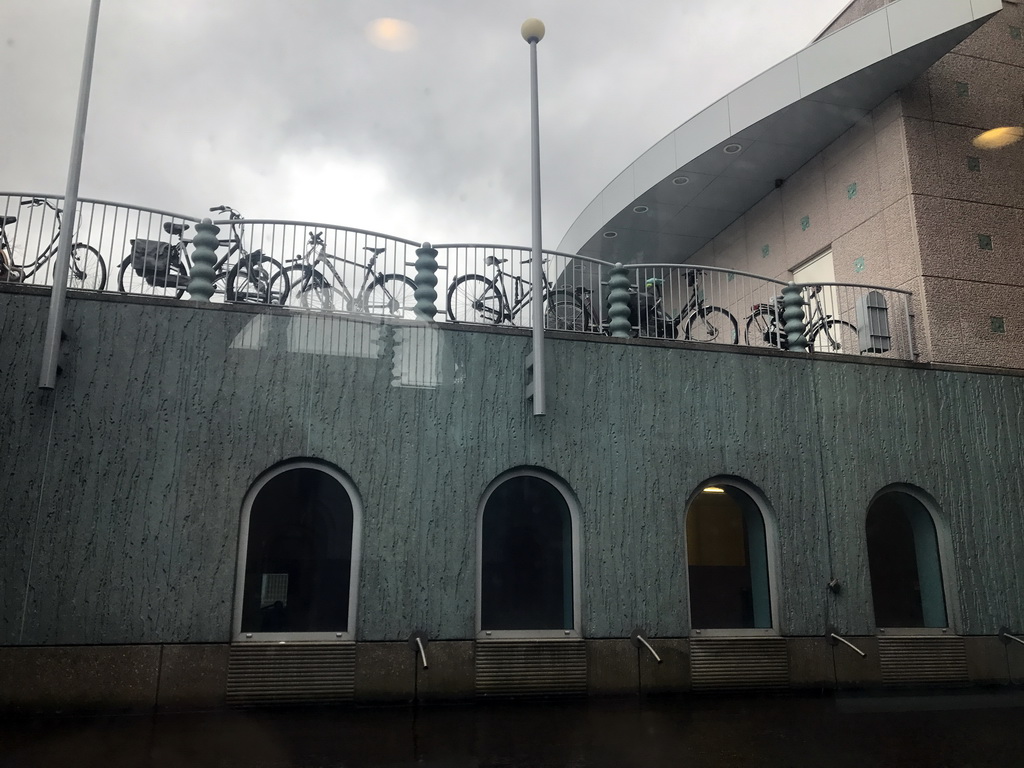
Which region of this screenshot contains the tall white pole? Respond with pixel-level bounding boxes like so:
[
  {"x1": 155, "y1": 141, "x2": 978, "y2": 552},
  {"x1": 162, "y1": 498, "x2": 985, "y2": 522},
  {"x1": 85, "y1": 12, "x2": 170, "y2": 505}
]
[
  {"x1": 40, "y1": 0, "x2": 102, "y2": 389},
  {"x1": 522, "y1": 18, "x2": 546, "y2": 416}
]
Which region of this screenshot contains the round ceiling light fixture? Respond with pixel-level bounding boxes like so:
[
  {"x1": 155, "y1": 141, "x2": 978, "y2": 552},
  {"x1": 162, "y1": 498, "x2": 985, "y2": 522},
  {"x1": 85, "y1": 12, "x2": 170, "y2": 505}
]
[
  {"x1": 633, "y1": 205, "x2": 649, "y2": 214},
  {"x1": 672, "y1": 176, "x2": 689, "y2": 185},
  {"x1": 723, "y1": 143, "x2": 742, "y2": 154},
  {"x1": 603, "y1": 231, "x2": 617, "y2": 239}
]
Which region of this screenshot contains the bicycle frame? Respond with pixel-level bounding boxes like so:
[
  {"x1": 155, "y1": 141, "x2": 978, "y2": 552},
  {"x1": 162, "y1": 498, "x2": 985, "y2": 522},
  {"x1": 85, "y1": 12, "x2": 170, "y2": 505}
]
[
  {"x1": 296, "y1": 234, "x2": 399, "y2": 309},
  {"x1": 487, "y1": 257, "x2": 555, "y2": 324},
  {"x1": 1, "y1": 199, "x2": 68, "y2": 279}
]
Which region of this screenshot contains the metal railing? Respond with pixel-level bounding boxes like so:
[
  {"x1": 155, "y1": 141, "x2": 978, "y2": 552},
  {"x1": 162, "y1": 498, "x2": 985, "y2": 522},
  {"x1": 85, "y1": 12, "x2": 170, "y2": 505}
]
[{"x1": 1, "y1": 192, "x2": 915, "y2": 358}]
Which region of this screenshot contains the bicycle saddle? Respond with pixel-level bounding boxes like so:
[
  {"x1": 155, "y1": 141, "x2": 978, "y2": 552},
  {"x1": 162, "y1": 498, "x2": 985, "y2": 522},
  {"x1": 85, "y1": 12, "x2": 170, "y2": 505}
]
[
  {"x1": 163, "y1": 221, "x2": 190, "y2": 236},
  {"x1": 363, "y1": 247, "x2": 386, "y2": 256},
  {"x1": 1, "y1": 216, "x2": 16, "y2": 226},
  {"x1": 484, "y1": 255, "x2": 507, "y2": 266}
]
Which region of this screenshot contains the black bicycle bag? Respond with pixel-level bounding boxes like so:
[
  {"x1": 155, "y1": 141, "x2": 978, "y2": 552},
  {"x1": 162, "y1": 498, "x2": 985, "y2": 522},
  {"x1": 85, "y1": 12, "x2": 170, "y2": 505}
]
[{"x1": 130, "y1": 239, "x2": 179, "y2": 285}]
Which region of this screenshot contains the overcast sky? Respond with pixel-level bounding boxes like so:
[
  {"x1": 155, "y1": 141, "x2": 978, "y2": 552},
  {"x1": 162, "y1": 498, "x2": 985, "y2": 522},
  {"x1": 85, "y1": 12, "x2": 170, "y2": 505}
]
[{"x1": 1, "y1": 0, "x2": 851, "y2": 249}]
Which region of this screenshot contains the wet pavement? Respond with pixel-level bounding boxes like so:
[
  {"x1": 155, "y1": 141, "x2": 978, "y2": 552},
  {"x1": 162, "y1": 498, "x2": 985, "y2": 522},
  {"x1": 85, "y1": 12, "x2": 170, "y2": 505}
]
[{"x1": 2, "y1": 692, "x2": 1024, "y2": 767}]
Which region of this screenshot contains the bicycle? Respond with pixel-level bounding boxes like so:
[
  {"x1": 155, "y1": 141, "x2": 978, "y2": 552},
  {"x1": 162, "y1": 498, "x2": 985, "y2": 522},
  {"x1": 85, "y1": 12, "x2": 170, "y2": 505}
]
[
  {"x1": 0, "y1": 198, "x2": 106, "y2": 290},
  {"x1": 744, "y1": 284, "x2": 858, "y2": 353},
  {"x1": 569, "y1": 269, "x2": 738, "y2": 343},
  {"x1": 446, "y1": 252, "x2": 588, "y2": 330},
  {"x1": 116, "y1": 206, "x2": 288, "y2": 304},
  {"x1": 269, "y1": 231, "x2": 418, "y2": 318}
]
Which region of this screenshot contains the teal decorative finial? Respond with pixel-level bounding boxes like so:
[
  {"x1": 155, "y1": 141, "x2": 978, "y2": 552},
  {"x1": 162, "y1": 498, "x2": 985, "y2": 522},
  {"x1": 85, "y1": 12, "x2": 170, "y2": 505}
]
[
  {"x1": 781, "y1": 282, "x2": 808, "y2": 352},
  {"x1": 414, "y1": 242, "x2": 438, "y2": 321},
  {"x1": 607, "y1": 263, "x2": 633, "y2": 338},
  {"x1": 188, "y1": 218, "x2": 219, "y2": 302}
]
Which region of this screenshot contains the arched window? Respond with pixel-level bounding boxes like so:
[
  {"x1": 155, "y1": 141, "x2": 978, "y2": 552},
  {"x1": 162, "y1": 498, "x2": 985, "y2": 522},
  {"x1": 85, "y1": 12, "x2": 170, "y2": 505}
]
[
  {"x1": 866, "y1": 488, "x2": 947, "y2": 628},
  {"x1": 685, "y1": 480, "x2": 775, "y2": 631},
  {"x1": 234, "y1": 461, "x2": 361, "y2": 640},
  {"x1": 477, "y1": 470, "x2": 580, "y2": 635}
]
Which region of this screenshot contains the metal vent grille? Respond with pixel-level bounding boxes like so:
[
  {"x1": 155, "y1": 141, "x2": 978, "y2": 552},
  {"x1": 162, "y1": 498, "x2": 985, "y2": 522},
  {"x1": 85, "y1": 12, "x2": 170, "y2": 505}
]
[
  {"x1": 475, "y1": 639, "x2": 587, "y2": 697},
  {"x1": 878, "y1": 636, "x2": 968, "y2": 686},
  {"x1": 690, "y1": 638, "x2": 789, "y2": 690},
  {"x1": 226, "y1": 642, "x2": 355, "y2": 706}
]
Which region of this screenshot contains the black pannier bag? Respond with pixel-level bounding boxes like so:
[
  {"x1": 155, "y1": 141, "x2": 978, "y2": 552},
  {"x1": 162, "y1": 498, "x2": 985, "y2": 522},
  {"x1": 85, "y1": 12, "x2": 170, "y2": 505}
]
[{"x1": 130, "y1": 239, "x2": 180, "y2": 286}]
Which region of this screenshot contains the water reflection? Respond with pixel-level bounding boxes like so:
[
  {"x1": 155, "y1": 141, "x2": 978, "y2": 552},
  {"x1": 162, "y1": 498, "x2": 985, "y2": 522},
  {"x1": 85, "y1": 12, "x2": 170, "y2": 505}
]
[{"x1": 3, "y1": 695, "x2": 1024, "y2": 767}]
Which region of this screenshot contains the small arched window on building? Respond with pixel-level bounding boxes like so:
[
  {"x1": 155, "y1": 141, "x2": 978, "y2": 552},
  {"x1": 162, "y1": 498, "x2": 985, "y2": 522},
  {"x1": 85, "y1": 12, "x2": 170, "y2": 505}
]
[
  {"x1": 685, "y1": 481, "x2": 775, "y2": 631},
  {"x1": 866, "y1": 488, "x2": 947, "y2": 629},
  {"x1": 234, "y1": 461, "x2": 361, "y2": 640},
  {"x1": 478, "y1": 470, "x2": 580, "y2": 636}
]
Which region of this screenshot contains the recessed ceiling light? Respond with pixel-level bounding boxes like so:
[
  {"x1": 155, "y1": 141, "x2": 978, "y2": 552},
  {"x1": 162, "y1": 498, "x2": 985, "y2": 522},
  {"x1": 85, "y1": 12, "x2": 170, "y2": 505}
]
[
  {"x1": 633, "y1": 205, "x2": 649, "y2": 214},
  {"x1": 702, "y1": 486, "x2": 726, "y2": 494},
  {"x1": 723, "y1": 143, "x2": 742, "y2": 154},
  {"x1": 603, "y1": 231, "x2": 617, "y2": 238},
  {"x1": 672, "y1": 176, "x2": 689, "y2": 185}
]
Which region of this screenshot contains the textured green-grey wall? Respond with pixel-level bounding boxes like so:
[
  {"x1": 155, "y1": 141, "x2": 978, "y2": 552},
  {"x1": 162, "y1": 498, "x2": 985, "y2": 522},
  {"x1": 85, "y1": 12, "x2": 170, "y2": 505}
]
[{"x1": 1, "y1": 290, "x2": 1022, "y2": 646}]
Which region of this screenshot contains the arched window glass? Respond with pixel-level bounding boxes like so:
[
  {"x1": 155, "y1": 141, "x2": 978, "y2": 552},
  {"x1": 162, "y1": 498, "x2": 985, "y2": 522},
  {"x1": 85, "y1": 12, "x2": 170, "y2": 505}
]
[
  {"x1": 236, "y1": 463, "x2": 360, "y2": 638},
  {"x1": 686, "y1": 482, "x2": 773, "y2": 630},
  {"x1": 479, "y1": 472, "x2": 577, "y2": 633},
  {"x1": 866, "y1": 490, "x2": 947, "y2": 628}
]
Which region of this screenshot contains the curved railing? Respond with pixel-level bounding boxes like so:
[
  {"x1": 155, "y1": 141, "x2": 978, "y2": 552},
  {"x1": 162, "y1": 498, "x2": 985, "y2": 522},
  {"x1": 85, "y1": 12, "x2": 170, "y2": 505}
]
[{"x1": 0, "y1": 192, "x2": 915, "y2": 357}]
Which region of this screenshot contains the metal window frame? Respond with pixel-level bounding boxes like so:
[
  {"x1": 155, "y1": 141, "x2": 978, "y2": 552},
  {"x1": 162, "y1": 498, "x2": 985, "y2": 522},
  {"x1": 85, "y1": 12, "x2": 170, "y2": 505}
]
[
  {"x1": 682, "y1": 476, "x2": 782, "y2": 637},
  {"x1": 232, "y1": 460, "x2": 364, "y2": 643},
  {"x1": 865, "y1": 483, "x2": 961, "y2": 634},
  {"x1": 475, "y1": 468, "x2": 583, "y2": 639}
]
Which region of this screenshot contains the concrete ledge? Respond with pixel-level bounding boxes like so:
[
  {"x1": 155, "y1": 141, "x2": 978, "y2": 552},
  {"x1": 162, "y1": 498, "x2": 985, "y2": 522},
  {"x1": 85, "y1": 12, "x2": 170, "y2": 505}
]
[
  {"x1": 639, "y1": 638, "x2": 689, "y2": 694},
  {"x1": 965, "y1": 636, "x2": 1010, "y2": 685},
  {"x1": 354, "y1": 642, "x2": 415, "y2": 703},
  {"x1": 586, "y1": 639, "x2": 637, "y2": 696},
  {"x1": 0, "y1": 645, "x2": 160, "y2": 713},
  {"x1": 832, "y1": 636, "x2": 882, "y2": 689},
  {"x1": 157, "y1": 644, "x2": 229, "y2": 710},
  {"x1": 416, "y1": 641, "x2": 474, "y2": 701},
  {"x1": 788, "y1": 637, "x2": 836, "y2": 689}
]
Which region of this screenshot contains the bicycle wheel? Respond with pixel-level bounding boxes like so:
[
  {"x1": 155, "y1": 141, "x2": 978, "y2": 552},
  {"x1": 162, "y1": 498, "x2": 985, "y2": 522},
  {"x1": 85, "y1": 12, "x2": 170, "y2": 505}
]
[
  {"x1": 808, "y1": 319, "x2": 859, "y2": 354},
  {"x1": 66, "y1": 244, "x2": 106, "y2": 291},
  {"x1": 744, "y1": 309, "x2": 784, "y2": 348},
  {"x1": 446, "y1": 274, "x2": 506, "y2": 323},
  {"x1": 683, "y1": 306, "x2": 738, "y2": 344},
  {"x1": 116, "y1": 255, "x2": 188, "y2": 299},
  {"x1": 358, "y1": 274, "x2": 418, "y2": 319},
  {"x1": 545, "y1": 290, "x2": 590, "y2": 331},
  {"x1": 272, "y1": 264, "x2": 345, "y2": 311},
  {"x1": 226, "y1": 255, "x2": 289, "y2": 305}
]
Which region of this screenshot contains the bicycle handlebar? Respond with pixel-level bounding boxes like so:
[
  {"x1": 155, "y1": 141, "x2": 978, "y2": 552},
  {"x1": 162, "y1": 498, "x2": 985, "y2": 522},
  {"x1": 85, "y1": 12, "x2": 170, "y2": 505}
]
[{"x1": 210, "y1": 205, "x2": 241, "y2": 218}]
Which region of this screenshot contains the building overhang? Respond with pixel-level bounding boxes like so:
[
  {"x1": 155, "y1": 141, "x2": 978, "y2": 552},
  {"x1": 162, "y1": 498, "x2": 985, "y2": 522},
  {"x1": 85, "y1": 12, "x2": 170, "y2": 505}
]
[{"x1": 557, "y1": 0, "x2": 1003, "y2": 264}]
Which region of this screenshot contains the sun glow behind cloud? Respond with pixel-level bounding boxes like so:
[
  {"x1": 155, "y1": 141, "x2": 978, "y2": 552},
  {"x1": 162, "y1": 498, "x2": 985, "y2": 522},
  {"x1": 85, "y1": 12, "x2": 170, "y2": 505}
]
[{"x1": 365, "y1": 18, "x2": 418, "y2": 52}]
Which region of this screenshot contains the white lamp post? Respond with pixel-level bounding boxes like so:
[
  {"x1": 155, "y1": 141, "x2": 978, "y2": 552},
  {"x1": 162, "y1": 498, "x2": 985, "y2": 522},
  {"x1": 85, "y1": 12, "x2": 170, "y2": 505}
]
[
  {"x1": 521, "y1": 18, "x2": 546, "y2": 416},
  {"x1": 40, "y1": 0, "x2": 102, "y2": 389}
]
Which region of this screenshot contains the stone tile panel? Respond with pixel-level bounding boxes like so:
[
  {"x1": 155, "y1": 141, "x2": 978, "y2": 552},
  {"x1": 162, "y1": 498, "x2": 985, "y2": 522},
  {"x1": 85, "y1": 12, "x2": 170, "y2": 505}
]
[
  {"x1": 924, "y1": 54, "x2": 1024, "y2": 130},
  {"x1": 638, "y1": 638, "x2": 689, "y2": 694},
  {"x1": 781, "y1": 155, "x2": 833, "y2": 266},
  {"x1": 0, "y1": 645, "x2": 160, "y2": 712},
  {"x1": 874, "y1": 118, "x2": 911, "y2": 210},
  {"x1": 825, "y1": 138, "x2": 885, "y2": 239},
  {"x1": 415, "y1": 640, "x2": 474, "y2": 701},
  {"x1": 831, "y1": 212, "x2": 890, "y2": 286},
  {"x1": 922, "y1": 278, "x2": 1024, "y2": 368},
  {"x1": 965, "y1": 635, "x2": 1011, "y2": 685},
  {"x1": 951, "y1": 3, "x2": 1024, "y2": 68},
  {"x1": 743, "y1": 191, "x2": 790, "y2": 279},
  {"x1": 157, "y1": 643, "x2": 229, "y2": 710},
  {"x1": 586, "y1": 639, "x2": 638, "y2": 696}
]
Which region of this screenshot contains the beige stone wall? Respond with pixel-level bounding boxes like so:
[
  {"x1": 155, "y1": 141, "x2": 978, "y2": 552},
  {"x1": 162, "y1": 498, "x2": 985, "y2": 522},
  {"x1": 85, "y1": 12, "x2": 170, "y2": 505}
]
[
  {"x1": 816, "y1": 0, "x2": 890, "y2": 41},
  {"x1": 699, "y1": 5, "x2": 1024, "y2": 368},
  {"x1": 905, "y1": 2, "x2": 1024, "y2": 367}
]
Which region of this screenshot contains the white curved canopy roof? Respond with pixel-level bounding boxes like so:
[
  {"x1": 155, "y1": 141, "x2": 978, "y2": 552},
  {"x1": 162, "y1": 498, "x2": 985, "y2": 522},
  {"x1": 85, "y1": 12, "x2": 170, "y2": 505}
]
[{"x1": 558, "y1": 0, "x2": 1002, "y2": 262}]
